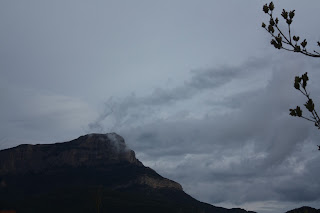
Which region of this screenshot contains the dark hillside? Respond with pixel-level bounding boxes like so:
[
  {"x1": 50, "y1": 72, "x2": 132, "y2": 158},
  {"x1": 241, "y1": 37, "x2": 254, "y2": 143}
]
[{"x1": 0, "y1": 133, "x2": 255, "y2": 213}]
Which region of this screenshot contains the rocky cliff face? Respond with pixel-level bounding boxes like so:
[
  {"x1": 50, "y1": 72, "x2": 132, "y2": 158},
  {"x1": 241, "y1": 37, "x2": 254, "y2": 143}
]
[
  {"x1": 0, "y1": 133, "x2": 255, "y2": 213},
  {"x1": 137, "y1": 175, "x2": 183, "y2": 190},
  {"x1": 0, "y1": 133, "x2": 142, "y2": 175},
  {"x1": 0, "y1": 133, "x2": 183, "y2": 191}
]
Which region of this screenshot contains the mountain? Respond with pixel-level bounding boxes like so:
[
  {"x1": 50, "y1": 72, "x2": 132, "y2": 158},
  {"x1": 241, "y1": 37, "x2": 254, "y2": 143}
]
[
  {"x1": 0, "y1": 133, "x2": 256, "y2": 213},
  {"x1": 286, "y1": 206, "x2": 320, "y2": 213}
]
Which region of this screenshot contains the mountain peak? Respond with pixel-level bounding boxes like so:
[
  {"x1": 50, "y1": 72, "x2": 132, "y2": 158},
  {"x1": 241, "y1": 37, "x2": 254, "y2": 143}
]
[
  {"x1": 0, "y1": 132, "x2": 142, "y2": 175},
  {"x1": 0, "y1": 133, "x2": 257, "y2": 213},
  {"x1": 286, "y1": 206, "x2": 320, "y2": 213},
  {"x1": 73, "y1": 132, "x2": 128, "y2": 153}
]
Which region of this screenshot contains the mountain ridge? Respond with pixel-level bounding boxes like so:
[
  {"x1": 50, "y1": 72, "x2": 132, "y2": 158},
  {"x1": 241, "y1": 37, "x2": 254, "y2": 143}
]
[
  {"x1": 0, "y1": 133, "x2": 306, "y2": 213},
  {"x1": 0, "y1": 133, "x2": 184, "y2": 192},
  {"x1": 0, "y1": 133, "x2": 141, "y2": 173},
  {"x1": 285, "y1": 206, "x2": 320, "y2": 213}
]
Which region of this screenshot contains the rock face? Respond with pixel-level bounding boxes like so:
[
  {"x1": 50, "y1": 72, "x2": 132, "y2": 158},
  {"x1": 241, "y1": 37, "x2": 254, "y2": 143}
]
[
  {"x1": 0, "y1": 133, "x2": 253, "y2": 213},
  {"x1": 0, "y1": 133, "x2": 182, "y2": 191},
  {"x1": 0, "y1": 133, "x2": 141, "y2": 175}
]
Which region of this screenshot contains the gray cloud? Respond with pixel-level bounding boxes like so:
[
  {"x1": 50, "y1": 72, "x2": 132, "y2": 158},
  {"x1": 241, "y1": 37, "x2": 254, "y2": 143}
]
[
  {"x1": 88, "y1": 57, "x2": 270, "y2": 132},
  {"x1": 87, "y1": 56, "x2": 320, "y2": 212}
]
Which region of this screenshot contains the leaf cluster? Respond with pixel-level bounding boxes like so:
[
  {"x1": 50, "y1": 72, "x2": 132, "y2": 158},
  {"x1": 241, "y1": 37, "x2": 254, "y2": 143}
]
[
  {"x1": 262, "y1": 2, "x2": 320, "y2": 57},
  {"x1": 262, "y1": 2, "x2": 320, "y2": 150},
  {"x1": 289, "y1": 72, "x2": 320, "y2": 129}
]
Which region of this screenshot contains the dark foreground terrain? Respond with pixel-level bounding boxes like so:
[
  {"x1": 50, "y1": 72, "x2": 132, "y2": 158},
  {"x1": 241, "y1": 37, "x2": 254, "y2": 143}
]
[{"x1": 285, "y1": 206, "x2": 320, "y2": 213}]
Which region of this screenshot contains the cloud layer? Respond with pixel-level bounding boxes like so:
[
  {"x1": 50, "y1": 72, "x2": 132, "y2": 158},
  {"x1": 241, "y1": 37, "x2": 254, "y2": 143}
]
[{"x1": 88, "y1": 56, "x2": 320, "y2": 213}]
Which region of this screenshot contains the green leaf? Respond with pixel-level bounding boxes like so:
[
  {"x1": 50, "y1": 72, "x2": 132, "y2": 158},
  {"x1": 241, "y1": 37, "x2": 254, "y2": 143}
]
[
  {"x1": 296, "y1": 106, "x2": 302, "y2": 117},
  {"x1": 268, "y1": 25, "x2": 274, "y2": 33},
  {"x1": 281, "y1": 9, "x2": 288, "y2": 19},
  {"x1": 294, "y1": 45, "x2": 301, "y2": 52},
  {"x1": 289, "y1": 10, "x2": 295, "y2": 19},
  {"x1": 301, "y1": 72, "x2": 308, "y2": 89},
  {"x1": 269, "y1": 18, "x2": 275, "y2": 26},
  {"x1": 289, "y1": 109, "x2": 296, "y2": 116},
  {"x1": 293, "y1": 36, "x2": 300, "y2": 42},
  {"x1": 269, "y1": 2, "x2": 274, "y2": 11},
  {"x1": 286, "y1": 19, "x2": 292, "y2": 25},
  {"x1": 294, "y1": 76, "x2": 301, "y2": 90},
  {"x1": 262, "y1": 22, "x2": 266, "y2": 28},
  {"x1": 304, "y1": 99, "x2": 314, "y2": 112},
  {"x1": 301, "y1": 72, "x2": 308, "y2": 81},
  {"x1": 301, "y1": 39, "x2": 307, "y2": 48},
  {"x1": 271, "y1": 39, "x2": 281, "y2": 49},
  {"x1": 289, "y1": 107, "x2": 302, "y2": 117},
  {"x1": 263, "y1": 4, "x2": 269, "y2": 13},
  {"x1": 275, "y1": 34, "x2": 282, "y2": 43}
]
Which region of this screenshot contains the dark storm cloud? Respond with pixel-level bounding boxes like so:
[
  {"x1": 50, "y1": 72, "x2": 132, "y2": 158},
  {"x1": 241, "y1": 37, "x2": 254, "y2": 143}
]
[{"x1": 90, "y1": 56, "x2": 320, "y2": 208}]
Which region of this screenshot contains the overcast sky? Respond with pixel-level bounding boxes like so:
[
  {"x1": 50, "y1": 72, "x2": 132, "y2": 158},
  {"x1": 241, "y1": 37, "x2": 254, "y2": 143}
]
[{"x1": 1, "y1": 1, "x2": 320, "y2": 213}]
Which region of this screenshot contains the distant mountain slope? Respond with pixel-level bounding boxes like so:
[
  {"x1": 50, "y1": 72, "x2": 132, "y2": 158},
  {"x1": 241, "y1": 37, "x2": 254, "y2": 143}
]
[
  {"x1": 0, "y1": 133, "x2": 256, "y2": 213},
  {"x1": 286, "y1": 206, "x2": 320, "y2": 213}
]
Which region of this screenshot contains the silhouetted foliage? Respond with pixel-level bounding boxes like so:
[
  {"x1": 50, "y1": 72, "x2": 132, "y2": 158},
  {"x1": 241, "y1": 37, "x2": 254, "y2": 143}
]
[
  {"x1": 262, "y1": 2, "x2": 320, "y2": 57},
  {"x1": 262, "y1": 2, "x2": 320, "y2": 149}
]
